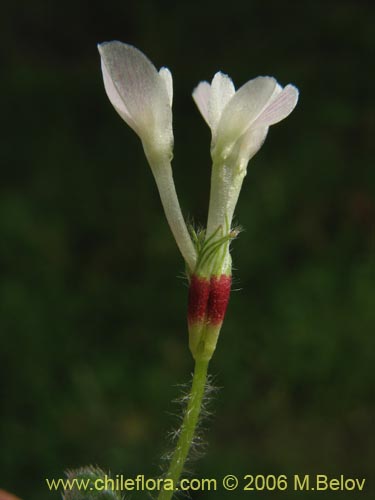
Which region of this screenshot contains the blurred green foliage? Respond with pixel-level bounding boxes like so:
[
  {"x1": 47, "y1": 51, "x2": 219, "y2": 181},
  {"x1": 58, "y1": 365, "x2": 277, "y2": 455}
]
[{"x1": 0, "y1": 0, "x2": 374, "y2": 499}]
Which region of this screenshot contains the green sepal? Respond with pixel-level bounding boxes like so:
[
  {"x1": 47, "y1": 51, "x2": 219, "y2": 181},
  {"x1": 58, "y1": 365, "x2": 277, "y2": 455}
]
[
  {"x1": 189, "y1": 322, "x2": 223, "y2": 362},
  {"x1": 188, "y1": 223, "x2": 238, "y2": 278}
]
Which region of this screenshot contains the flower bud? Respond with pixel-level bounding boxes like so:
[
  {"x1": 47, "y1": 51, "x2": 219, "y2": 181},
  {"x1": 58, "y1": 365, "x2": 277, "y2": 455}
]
[
  {"x1": 62, "y1": 467, "x2": 122, "y2": 500},
  {"x1": 98, "y1": 41, "x2": 173, "y2": 165}
]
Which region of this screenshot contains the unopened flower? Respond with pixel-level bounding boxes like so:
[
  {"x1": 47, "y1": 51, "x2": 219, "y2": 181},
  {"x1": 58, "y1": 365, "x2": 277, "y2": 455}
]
[{"x1": 98, "y1": 41, "x2": 173, "y2": 164}]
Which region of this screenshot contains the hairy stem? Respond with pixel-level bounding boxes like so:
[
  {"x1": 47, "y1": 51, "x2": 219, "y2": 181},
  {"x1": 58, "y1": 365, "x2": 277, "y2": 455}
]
[{"x1": 158, "y1": 359, "x2": 209, "y2": 500}]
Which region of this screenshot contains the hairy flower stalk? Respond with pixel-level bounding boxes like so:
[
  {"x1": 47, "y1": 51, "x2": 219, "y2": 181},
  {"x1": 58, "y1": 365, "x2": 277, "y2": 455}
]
[{"x1": 98, "y1": 40, "x2": 299, "y2": 500}]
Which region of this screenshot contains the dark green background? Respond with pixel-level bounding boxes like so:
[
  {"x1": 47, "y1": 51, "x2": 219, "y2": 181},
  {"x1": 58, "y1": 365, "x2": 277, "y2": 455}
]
[{"x1": 1, "y1": 0, "x2": 374, "y2": 498}]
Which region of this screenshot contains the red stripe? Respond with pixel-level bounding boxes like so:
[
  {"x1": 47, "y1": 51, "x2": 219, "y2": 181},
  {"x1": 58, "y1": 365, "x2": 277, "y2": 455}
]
[
  {"x1": 187, "y1": 274, "x2": 231, "y2": 326},
  {"x1": 207, "y1": 275, "x2": 232, "y2": 325},
  {"x1": 187, "y1": 275, "x2": 210, "y2": 325}
]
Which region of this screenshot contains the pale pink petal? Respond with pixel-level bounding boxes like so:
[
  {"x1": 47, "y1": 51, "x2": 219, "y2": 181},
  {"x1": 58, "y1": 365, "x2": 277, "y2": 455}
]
[
  {"x1": 100, "y1": 57, "x2": 138, "y2": 133},
  {"x1": 239, "y1": 126, "x2": 269, "y2": 164},
  {"x1": 251, "y1": 84, "x2": 299, "y2": 128},
  {"x1": 98, "y1": 42, "x2": 172, "y2": 144},
  {"x1": 270, "y1": 82, "x2": 283, "y2": 99},
  {"x1": 215, "y1": 76, "x2": 277, "y2": 156}
]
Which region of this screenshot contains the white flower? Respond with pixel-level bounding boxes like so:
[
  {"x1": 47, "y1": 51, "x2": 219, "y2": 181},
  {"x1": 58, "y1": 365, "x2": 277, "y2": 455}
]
[
  {"x1": 193, "y1": 72, "x2": 299, "y2": 167},
  {"x1": 98, "y1": 41, "x2": 197, "y2": 271},
  {"x1": 193, "y1": 72, "x2": 299, "y2": 273},
  {"x1": 98, "y1": 41, "x2": 173, "y2": 164}
]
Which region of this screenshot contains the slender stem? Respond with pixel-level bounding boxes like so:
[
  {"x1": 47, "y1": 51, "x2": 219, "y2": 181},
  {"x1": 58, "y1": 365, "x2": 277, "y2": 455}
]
[
  {"x1": 151, "y1": 161, "x2": 197, "y2": 271},
  {"x1": 158, "y1": 359, "x2": 209, "y2": 500}
]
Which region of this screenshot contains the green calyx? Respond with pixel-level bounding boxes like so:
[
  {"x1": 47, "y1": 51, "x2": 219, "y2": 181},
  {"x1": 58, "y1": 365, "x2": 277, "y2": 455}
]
[
  {"x1": 189, "y1": 223, "x2": 238, "y2": 278},
  {"x1": 189, "y1": 322, "x2": 223, "y2": 362}
]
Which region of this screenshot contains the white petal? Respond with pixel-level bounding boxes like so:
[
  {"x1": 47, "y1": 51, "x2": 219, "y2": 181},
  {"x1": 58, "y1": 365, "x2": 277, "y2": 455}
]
[
  {"x1": 98, "y1": 42, "x2": 172, "y2": 143},
  {"x1": 271, "y1": 83, "x2": 283, "y2": 99},
  {"x1": 215, "y1": 76, "x2": 277, "y2": 156},
  {"x1": 208, "y1": 72, "x2": 235, "y2": 133},
  {"x1": 159, "y1": 67, "x2": 173, "y2": 107},
  {"x1": 100, "y1": 56, "x2": 138, "y2": 133},
  {"x1": 192, "y1": 81, "x2": 211, "y2": 126},
  {"x1": 251, "y1": 84, "x2": 299, "y2": 128},
  {"x1": 239, "y1": 126, "x2": 269, "y2": 165}
]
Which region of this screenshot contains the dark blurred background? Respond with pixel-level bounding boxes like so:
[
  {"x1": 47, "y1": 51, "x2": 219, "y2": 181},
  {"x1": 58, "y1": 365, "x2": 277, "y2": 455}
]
[{"x1": 0, "y1": 0, "x2": 374, "y2": 498}]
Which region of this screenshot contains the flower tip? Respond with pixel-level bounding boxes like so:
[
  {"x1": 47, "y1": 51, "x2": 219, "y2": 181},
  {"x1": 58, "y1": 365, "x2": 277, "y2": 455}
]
[
  {"x1": 97, "y1": 42, "x2": 104, "y2": 55},
  {"x1": 97, "y1": 40, "x2": 141, "y2": 60},
  {"x1": 278, "y1": 82, "x2": 300, "y2": 117},
  {"x1": 159, "y1": 66, "x2": 173, "y2": 106},
  {"x1": 289, "y1": 83, "x2": 300, "y2": 105},
  {"x1": 97, "y1": 40, "x2": 114, "y2": 52},
  {"x1": 212, "y1": 70, "x2": 230, "y2": 81},
  {"x1": 97, "y1": 40, "x2": 121, "y2": 59},
  {"x1": 285, "y1": 82, "x2": 299, "y2": 99}
]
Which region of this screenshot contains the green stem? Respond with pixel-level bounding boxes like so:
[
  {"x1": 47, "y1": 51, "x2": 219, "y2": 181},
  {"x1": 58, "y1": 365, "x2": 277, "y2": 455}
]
[{"x1": 158, "y1": 359, "x2": 209, "y2": 500}]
